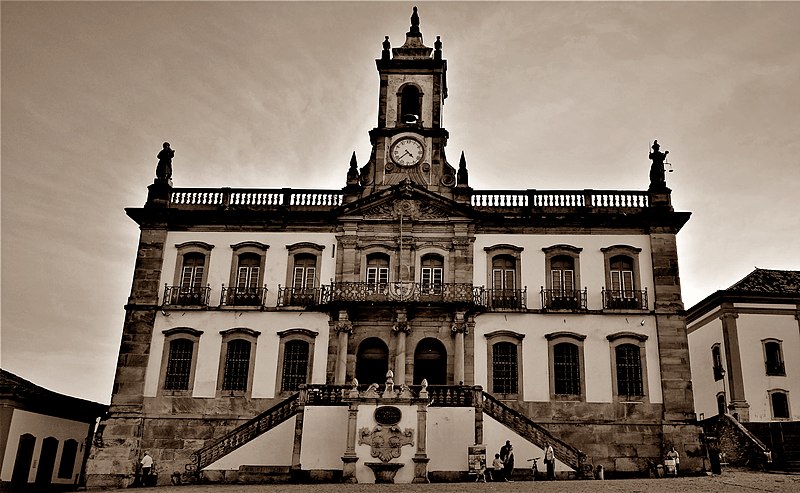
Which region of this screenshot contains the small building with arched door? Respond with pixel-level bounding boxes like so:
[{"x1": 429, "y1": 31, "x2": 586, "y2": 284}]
[{"x1": 0, "y1": 369, "x2": 106, "y2": 491}]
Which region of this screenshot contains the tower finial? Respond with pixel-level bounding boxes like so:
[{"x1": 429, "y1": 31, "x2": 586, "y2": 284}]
[{"x1": 410, "y1": 6, "x2": 420, "y2": 33}]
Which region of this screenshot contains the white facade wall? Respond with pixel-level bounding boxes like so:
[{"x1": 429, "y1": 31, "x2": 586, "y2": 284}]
[
  {"x1": 472, "y1": 234, "x2": 655, "y2": 310},
  {"x1": 205, "y1": 416, "x2": 295, "y2": 470},
  {"x1": 687, "y1": 315, "x2": 726, "y2": 419},
  {"x1": 159, "y1": 231, "x2": 337, "y2": 307},
  {"x1": 143, "y1": 231, "x2": 337, "y2": 398},
  {"x1": 1, "y1": 410, "x2": 90, "y2": 484},
  {"x1": 427, "y1": 407, "x2": 475, "y2": 471},
  {"x1": 472, "y1": 234, "x2": 661, "y2": 403},
  {"x1": 474, "y1": 312, "x2": 661, "y2": 403},
  {"x1": 299, "y1": 407, "x2": 349, "y2": 469},
  {"x1": 735, "y1": 309, "x2": 800, "y2": 421}
]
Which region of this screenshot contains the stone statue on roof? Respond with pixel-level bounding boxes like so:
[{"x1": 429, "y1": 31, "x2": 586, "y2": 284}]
[
  {"x1": 156, "y1": 142, "x2": 174, "y2": 182},
  {"x1": 648, "y1": 140, "x2": 668, "y2": 190}
]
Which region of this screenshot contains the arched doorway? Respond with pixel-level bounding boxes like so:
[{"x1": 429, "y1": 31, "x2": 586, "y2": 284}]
[
  {"x1": 414, "y1": 338, "x2": 447, "y2": 385},
  {"x1": 11, "y1": 434, "x2": 36, "y2": 487},
  {"x1": 356, "y1": 337, "x2": 389, "y2": 386},
  {"x1": 35, "y1": 436, "x2": 59, "y2": 489}
]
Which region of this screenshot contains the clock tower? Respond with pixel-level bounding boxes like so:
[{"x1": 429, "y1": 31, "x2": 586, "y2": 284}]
[{"x1": 361, "y1": 7, "x2": 457, "y2": 196}]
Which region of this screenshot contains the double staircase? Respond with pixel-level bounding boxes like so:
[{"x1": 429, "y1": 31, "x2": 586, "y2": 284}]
[{"x1": 188, "y1": 385, "x2": 588, "y2": 479}]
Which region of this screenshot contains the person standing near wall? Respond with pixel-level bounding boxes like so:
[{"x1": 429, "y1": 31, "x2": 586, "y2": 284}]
[
  {"x1": 140, "y1": 452, "x2": 154, "y2": 486},
  {"x1": 667, "y1": 446, "x2": 680, "y2": 476},
  {"x1": 543, "y1": 443, "x2": 555, "y2": 480}
]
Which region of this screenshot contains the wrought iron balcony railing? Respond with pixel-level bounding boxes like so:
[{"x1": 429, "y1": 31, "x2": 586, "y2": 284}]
[
  {"x1": 163, "y1": 285, "x2": 211, "y2": 307},
  {"x1": 220, "y1": 286, "x2": 267, "y2": 307},
  {"x1": 601, "y1": 288, "x2": 648, "y2": 310},
  {"x1": 276, "y1": 286, "x2": 323, "y2": 307},
  {"x1": 481, "y1": 289, "x2": 527, "y2": 310},
  {"x1": 323, "y1": 282, "x2": 481, "y2": 304},
  {"x1": 541, "y1": 288, "x2": 587, "y2": 311}
]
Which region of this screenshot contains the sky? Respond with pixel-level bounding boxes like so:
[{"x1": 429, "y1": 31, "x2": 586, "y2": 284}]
[{"x1": 2, "y1": 1, "x2": 799, "y2": 405}]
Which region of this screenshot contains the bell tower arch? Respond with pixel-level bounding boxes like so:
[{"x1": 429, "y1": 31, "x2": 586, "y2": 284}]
[{"x1": 363, "y1": 7, "x2": 455, "y2": 196}]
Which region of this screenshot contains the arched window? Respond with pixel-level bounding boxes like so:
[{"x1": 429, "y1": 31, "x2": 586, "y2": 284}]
[
  {"x1": 35, "y1": 437, "x2": 59, "y2": 487},
  {"x1": 222, "y1": 339, "x2": 252, "y2": 392},
  {"x1": 399, "y1": 84, "x2": 422, "y2": 124},
  {"x1": 420, "y1": 254, "x2": 444, "y2": 294},
  {"x1": 414, "y1": 338, "x2": 447, "y2": 385},
  {"x1": 615, "y1": 344, "x2": 643, "y2": 399},
  {"x1": 11, "y1": 434, "x2": 36, "y2": 486},
  {"x1": 57, "y1": 439, "x2": 79, "y2": 479},
  {"x1": 763, "y1": 340, "x2": 785, "y2": 376},
  {"x1": 553, "y1": 343, "x2": 580, "y2": 396},
  {"x1": 281, "y1": 340, "x2": 310, "y2": 392},
  {"x1": 178, "y1": 253, "x2": 206, "y2": 304},
  {"x1": 165, "y1": 339, "x2": 194, "y2": 390},
  {"x1": 602, "y1": 245, "x2": 644, "y2": 310},
  {"x1": 366, "y1": 254, "x2": 390, "y2": 287},
  {"x1": 550, "y1": 256, "x2": 575, "y2": 294},
  {"x1": 356, "y1": 337, "x2": 389, "y2": 386},
  {"x1": 276, "y1": 328, "x2": 317, "y2": 394},
  {"x1": 769, "y1": 390, "x2": 790, "y2": 419},
  {"x1": 492, "y1": 255, "x2": 516, "y2": 291},
  {"x1": 716, "y1": 392, "x2": 727, "y2": 415},
  {"x1": 712, "y1": 344, "x2": 724, "y2": 381}
]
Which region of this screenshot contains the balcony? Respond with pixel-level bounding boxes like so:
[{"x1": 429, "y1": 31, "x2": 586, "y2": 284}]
[
  {"x1": 220, "y1": 286, "x2": 267, "y2": 308},
  {"x1": 482, "y1": 289, "x2": 527, "y2": 310},
  {"x1": 277, "y1": 287, "x2": 324, "y2": 307},
  {"x1": 164, "y1": 285, "x2": 211, "y2": 307},
  {"x1": 541, "y1": 288, "x2": 587, "y2": 311},
  {"x1": 323, "y1": 282, "x2": 481, "y2": 305},
  {"x1": 601, "y1": 289, "x2": 648, "y2": 310}
]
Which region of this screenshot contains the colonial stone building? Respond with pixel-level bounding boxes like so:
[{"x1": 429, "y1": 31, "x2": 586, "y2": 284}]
[
  {"x1": 0, "y1": 370, "x2": 107, "y2": 491},
  {"x1": 87, "y1": 8, "x2": 702, "y2": 486},
  {"x1": 688, "y1": 268, "x2": 800, "y2": 469}
]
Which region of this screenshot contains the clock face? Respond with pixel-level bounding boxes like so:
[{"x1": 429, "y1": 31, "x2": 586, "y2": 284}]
[{"x1": 391, "y1": 138, "x2": 424, "y2": 166}]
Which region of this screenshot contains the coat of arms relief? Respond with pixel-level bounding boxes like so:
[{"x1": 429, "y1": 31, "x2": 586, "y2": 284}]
[{"x1": 358, "y1": 425, "x2": 415, "y2": 462}]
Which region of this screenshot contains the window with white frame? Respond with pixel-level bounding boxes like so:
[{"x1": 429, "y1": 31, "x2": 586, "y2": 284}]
[{"x1": 420, "y1": 254, "x2": 444, "y2": 293}]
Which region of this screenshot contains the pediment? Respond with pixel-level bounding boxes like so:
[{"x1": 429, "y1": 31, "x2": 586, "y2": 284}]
[{"x1": 340, "y1": 182, "x2": 472, "y2": 221}]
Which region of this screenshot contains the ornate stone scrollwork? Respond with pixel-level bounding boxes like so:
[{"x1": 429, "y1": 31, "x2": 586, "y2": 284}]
[{"x1": 358, "y1": 425, "x2": 415, "y2": 462}]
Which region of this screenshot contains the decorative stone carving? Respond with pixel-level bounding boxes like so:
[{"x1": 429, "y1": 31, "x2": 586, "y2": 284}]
[
  {"x1": 396, "y1": 384, "x2": 414, "y2": 399},
  {"x1": 358, "y1": 425, "x2": 414, "y2": 462},
  {"x1": 392, "y1": 321, "x2": 410, "y2": 334},
  {"x1": 363, "y1": 383, "x2": 381, "y2": 398}
]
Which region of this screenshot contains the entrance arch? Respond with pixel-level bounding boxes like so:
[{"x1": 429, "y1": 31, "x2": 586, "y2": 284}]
[
  {"x1": 356, "y1": 337, "x2": 389, "y2": 386},
  {"x1": 414, "y1": 338, "x2": 447, "y2": 385}
]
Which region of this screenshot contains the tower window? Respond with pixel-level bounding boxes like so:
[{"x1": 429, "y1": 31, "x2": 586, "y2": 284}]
[{"x1": 399, "y1": 84, "x2": 422, "y2": 124}]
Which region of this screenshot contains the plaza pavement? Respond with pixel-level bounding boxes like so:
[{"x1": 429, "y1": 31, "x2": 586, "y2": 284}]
[{"x1": 108, "y1": 470, "x2": 800, "y2": 493}]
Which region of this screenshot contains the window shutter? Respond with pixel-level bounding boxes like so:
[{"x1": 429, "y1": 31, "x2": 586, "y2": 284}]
[
  {"x1": 622, "y1": 271, "x2": 634, "y2": 294},
  {"x1": 378, "y1": 267, "x2": 389, "y2": 284},
  {"x1": 611, "y1": 270, "x2": 621, "y2": 294},
  {"x1": 551, "y1": 270, "x2": 562, "y2": 292},
  {"x1": 505, "y1": 269, "x2": 516, "y2": 290},
  {"x1": 305, "y1": 267, "x2": 316, "y2": 288},
  {"x1": 564, "y1": 269, "x2": 574, "y2": 292},
  {"x1": 433, "y1": 268, "x2": 443, "y2": 285},
  {"x1": 367, "y1": 267, "x2": 377, "y2": 285},
  {"x1": 293, "y1": 267, "x2": 305, "y2": 288},
  {"x1": 421, "y1": 267, "x2": 432, "y2": 286}
]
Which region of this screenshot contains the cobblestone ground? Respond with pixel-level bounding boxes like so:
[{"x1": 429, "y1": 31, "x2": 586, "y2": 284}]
[{"x1": 110, "y1": 470, "x2": 800, "y2": 493}]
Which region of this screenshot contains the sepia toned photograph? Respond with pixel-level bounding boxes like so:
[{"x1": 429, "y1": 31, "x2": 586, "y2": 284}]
[{"x1": 2, "y1": 2, "x2": 798, "y2": 491}]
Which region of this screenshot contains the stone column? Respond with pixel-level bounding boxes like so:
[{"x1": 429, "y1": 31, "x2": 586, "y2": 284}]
[
  {"x1": 473, "y1": 386, "x2": 484, "y2": 445},
  {"x1": 720, "y1": 309, "x2": 750, "y2": 421},
  {"x1": 412, "y1": 400, "x2": 430, "y2": 483},
  {"x1": 393, "y1": 309, "x2": 410, "y2": 385},
  {"x1": 341, "y1": 402, "x2": 360, "y2": 483},
  {"x1": 451, "y1": 312, "x2": 468, "y2": 384},
  {"x1": 334, "y1": 311, "x2": 353, "y2": 385}
]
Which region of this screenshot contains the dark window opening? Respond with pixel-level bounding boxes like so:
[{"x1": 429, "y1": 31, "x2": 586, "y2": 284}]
[
  {"x1": 554, "y1": 342, "x2": 580, "y2": 396},
  {"x1": 281, "y1": 340, "x2": 310, "y2": 392},
  {"x1": 356, "y1": 338, "x2": 389, "y2": 386},
  {"x1": 414, "y1": 338, "x2": 447, "y2": 385},
  {"x1": 222, "y1": 339, "x2": 251, "y2": 391},
  {"x1": 57, "y1": 439, "x2": 79, "y2": 479},
  {"x1": 615, "y1": 344, "x2": 643, "y2": 399},
  {"x1": 771, "y1": 392, "x2": 790, "y2": 419},
  {"x1": 164, "y1": 339, "x2": 193, "y2": 390},
  {"x1": 765, "y1": 341, "x2": 785, "y2": 376},
  {"x1": 492, "y1": 342, "x2": 518, "y2": 395}
]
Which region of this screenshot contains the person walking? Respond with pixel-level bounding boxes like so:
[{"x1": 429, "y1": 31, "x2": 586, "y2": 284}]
[
  {"x1": 543, "y1": 443, "x2": 555, "y2": 480},
  {"x1": 140, "y1": 451, "x2": 154, "y2": 486},
  {"x1": 499, "y1": 441, "x2": 512, "y2": 481}
]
